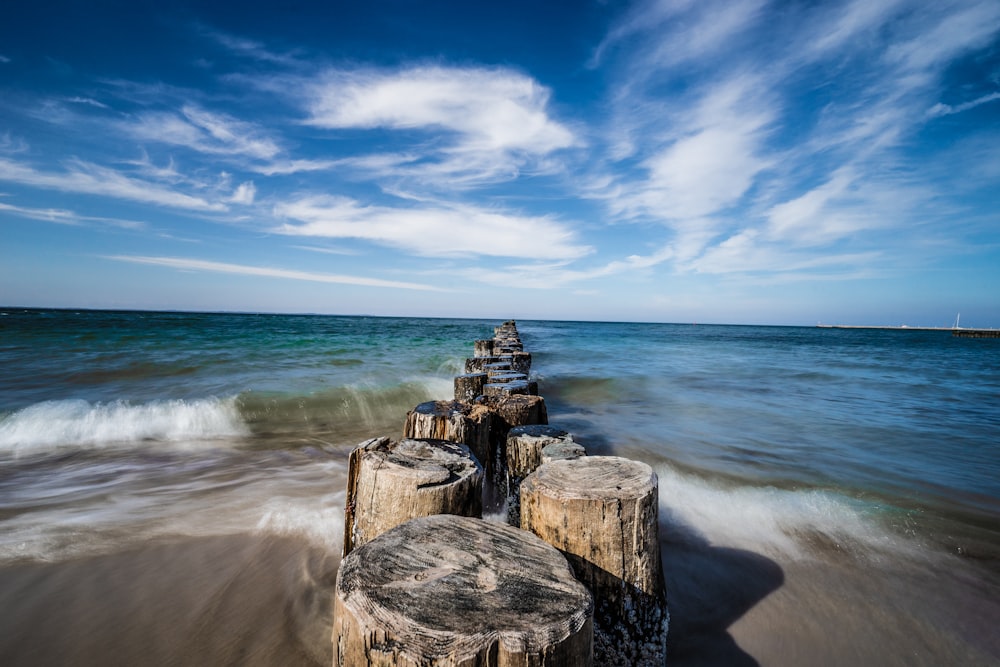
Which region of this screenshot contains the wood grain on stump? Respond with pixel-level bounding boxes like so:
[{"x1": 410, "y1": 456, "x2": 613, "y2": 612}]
[
  {"x1": 403, "y1": 400, "x2": 492, "y2": 473},
  {"x1": 342, "y1": 437, "x2": 482, "y2": 557},
  {"x1": 520, "y1": 456, "x2": 668, "y2": 666},
  {"x1": 333, "y1": 514, "x2": 594, "y2": 666}
]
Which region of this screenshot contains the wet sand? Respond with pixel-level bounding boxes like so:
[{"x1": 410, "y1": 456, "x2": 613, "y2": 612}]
[
  {"x1": 0, "y1": 534, "x2": 338, "y2": 667},
  {"x1": 3, "y1": 520, "x2": 998, "y2": 666}
]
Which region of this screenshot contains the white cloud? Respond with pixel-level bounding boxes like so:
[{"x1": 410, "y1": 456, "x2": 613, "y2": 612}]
[
  {"x1": 0, "y1": 157, "x2": 226, "y2": 211},
  {"x1": 273, "y1": 195, "x2": 592, "y2": 261},
  {"x1": 886, "y1": 1, "x2": 1000, "y2": 74},
  {"x1": 230, "y1": 181, "x2": 256, "y2": 204},
  {"x1": 302, "y1": 65, "x2": 578, "y2": 185},
  {"x1": 458, "y1": 243, "x2": 675, "y2": 290},
  {"x1": 125, "y1": 105, "x2": 281, "y2": 161},
  {"x1": 0, "y1": 55, "x2": 10, "y2": 64},
  {"x1": 105, "y1": 255, "x2": 444, "y2": 291},
  {"x1": 0, "y1": 200, "x2": 146, "y2": 229},
  {"x1": 65, "y1": 96, "x2": 109, "y2": 109},
  {"x1": 927, "y1": 91, "x2": 1000, "y2": 118}
]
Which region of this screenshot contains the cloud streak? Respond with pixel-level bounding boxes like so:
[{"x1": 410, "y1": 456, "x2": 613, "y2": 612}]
[
  {"x1": 273, "y1": 195, "x2": 592, "y2": 261},
  {"x1": 105, "y1": 255, "x2": 445, "y2": 291},
  {"x1": 0, "y1": 157, "x2": 226, "y2": 211}
]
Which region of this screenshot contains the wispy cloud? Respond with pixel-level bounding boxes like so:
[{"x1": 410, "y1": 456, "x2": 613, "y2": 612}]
[
  {"x1": 0, "y1": 157, "x2": 227, "y2": 211},
  {"x1": 230, "y1": 181, "x2": 256, "y2": 204},
  {"x1": 927, "y1": 91, "x2": 1000, "y2": 117},
  {"x1": 105, "y1": 255, "x2": 444, "y2": 291},
  {"x1": 203, "y1": 27, "x2": 305, "y2": 67},
  {"x1": 0, "y1": 200, "x2": 147, "y2": 229},
  {"x1": 124, "y1": 105, "x2": 281, "y2": 161},
  {"x1": 301, "y1": 65, "x2": 579, "y2": 186},
  {"x1": 590, "y1": 0, "x2": 1000, "y2": 280},
  {"x1": 273, "y1": 195, "x2": 592, "y2": 260}
]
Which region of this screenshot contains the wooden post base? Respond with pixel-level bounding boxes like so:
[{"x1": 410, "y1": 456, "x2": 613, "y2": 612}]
[
  {"x1": 333, "y1": 514, "x2": 594, "y2": 666},
  {"x1": 520, "y1": 456, "x2": 668, "y2": 666},
  {"x1": 342, "y1": 437, "x2": 482, "y2": 556}
]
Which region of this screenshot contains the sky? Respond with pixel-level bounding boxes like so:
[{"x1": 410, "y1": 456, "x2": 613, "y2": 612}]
[{"x1": 1, "y1": 0, "x2": 999, "y2": 326}]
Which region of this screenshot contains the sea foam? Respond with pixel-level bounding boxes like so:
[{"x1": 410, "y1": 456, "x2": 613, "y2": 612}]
[
  {"x1": 655, "y1": 463, "x2": 916, "y2": 562},
  {"x1": 0, "y1": 397, "x2": 249, "y2": 456}
]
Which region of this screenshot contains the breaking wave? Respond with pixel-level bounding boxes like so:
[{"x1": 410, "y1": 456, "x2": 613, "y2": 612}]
[{"x1": 0, "y1": 397, "x2": 249, "y2": 456}]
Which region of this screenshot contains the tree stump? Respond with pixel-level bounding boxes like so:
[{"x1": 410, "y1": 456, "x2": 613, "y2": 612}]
[
  {"x1": 333, "y1": 514, "x2": 594, "y2": 666},
  {"x1": 342, "y1": 437, "x2": 482, "y2": 557},
  {"x1": 465, "y1": 356, "x2": 505, "y2": 374},
  {"x1": 520, "y1": 456, "x2": 668, "y2": 666},
  {"x1": 541, "y1": 440, "x2": 586, "y2": 464},
  {"x1": 504, "y1": 425, "x2": 576, "y2": 527},
  {"x1": 484, "y1": 381, "x2": 530, "y2": 397},
  {"x1": 403, "y1": 400, "x2": 492, "y2": 473},
  {"x1": 454, "y1": 372, "x2": 487, "y2": 403},
  {"x1": 498, "y1": 352, "x2": 532, "y2": 374}
]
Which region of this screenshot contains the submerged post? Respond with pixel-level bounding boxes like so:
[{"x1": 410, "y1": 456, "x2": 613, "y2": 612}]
[{"x1": 520, "y1": 456, "x2": 669, "y2": 666}]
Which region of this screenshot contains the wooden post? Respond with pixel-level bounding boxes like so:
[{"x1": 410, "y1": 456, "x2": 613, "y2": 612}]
[
  {"x1": 342, "y1": 437, "x2": 482, "y2": 557},
  {"x1": 475, "y1": 394, "x2": 548, "y2": 511},
  {"x1": 403, "y1": 400, "x2": 492, "y2": 474},
  {"x1": 504, "y1": 425, "x2": 577, "y2": 527},
  {"x1": 484, "y1": 380, "x2": 531, "y2": 397},
  {"x1": 333, "y1": 514, "x2": 594, "y2": 666},
  {"x1": 473, "y1": 339, "x2": 494, "y2": 357},
  {"x1": 454, "y1": 372, "x2": 487, "y2": 403},
  {"x1": 541, "y1": 440, "x2": 586, "y2": 464},
  {"x1": 520, "y1": 456, "x2": 669, "y2": 666}
]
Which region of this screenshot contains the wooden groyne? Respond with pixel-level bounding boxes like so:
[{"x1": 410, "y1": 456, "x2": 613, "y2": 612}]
[{"x1": 333, "y1": 320, "x2": 669, "y2": 666}]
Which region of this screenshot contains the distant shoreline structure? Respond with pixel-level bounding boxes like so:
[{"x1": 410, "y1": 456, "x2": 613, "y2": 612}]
[{"x1": 816, "y1": 323, "x2": 1000, "y2": 338}]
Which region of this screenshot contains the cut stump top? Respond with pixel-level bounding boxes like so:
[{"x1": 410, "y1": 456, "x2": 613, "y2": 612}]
[
  {"x1": 524, "y1": 456, "x2": 656, "y2": 501},
  {"x1": 337, "y1": 514, "x2": 593, "y2": 658}
]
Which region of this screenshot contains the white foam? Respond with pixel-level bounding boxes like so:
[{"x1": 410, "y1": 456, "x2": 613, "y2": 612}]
[
  {"x1": 0, "y1": 397, "x2": 249, "y2": 456},
  {"x1": 655, "y1": 463, "x2": 912, "y2": 562},
  {"x1": 255, "y1": 492, "x2": 346, "y2": 553}
]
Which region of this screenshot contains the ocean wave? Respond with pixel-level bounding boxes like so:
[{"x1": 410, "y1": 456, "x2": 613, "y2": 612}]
[
  {"x1": 255, "y1": 492, "x2": 346, "y2": 553},
  {"x1": 655, "y1": 463, "x2": 919, "y2": 562},
  {"x1": 0, "y1": 397, "x2": 249, "y2": 456}
]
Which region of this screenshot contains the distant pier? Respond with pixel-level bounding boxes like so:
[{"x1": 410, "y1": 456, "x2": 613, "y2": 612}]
[
  {"x1": 952, "y1": 329, "x2": 1000, "y2": 339},
  {"x1": 817, "y1": 324, "x2": 999, "y2": 338}
]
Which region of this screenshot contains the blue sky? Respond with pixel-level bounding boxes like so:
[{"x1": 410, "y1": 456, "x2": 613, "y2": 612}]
[{"x1": 1, "y1": 0, "x2": 999, "y2": 325}]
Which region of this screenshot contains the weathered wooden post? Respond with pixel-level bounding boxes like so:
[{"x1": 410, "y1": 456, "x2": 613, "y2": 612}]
[
  {"x1": 541, "y1": 439, "x2": 586, "y2": 464},
  {"x1": 333, "y1": 514, "x2": 594, "y2": 666},
  {"x1": 453, "y1": 372, "x2": 488, "y2": 403},
  {"x1": 474, "y1": 393, "x2": 548, "y2": 509},
  {"x1": 403, "y1": 400, "x2": 492, "y2": 474},
  {"x1": 473, "y1": 339, "x2": 494, "y2": 357},
  {"x1": 520, "y1": 456, "x2": 669, "y2": 666},
  {"x1": 342, "y1": 437, "x2": 482, "y2": 556},
  {"x1": 504, "y1": 425, "x2": 579, "y2": 526}
]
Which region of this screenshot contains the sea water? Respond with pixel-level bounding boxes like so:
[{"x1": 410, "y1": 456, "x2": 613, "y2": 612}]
[{"x1": 0, "y1": 309, "x2": 998, "y2": 665}]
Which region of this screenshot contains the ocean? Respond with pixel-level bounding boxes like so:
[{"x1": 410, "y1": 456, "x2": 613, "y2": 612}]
[{"x1": 0, "y1": 309, "x2": 998, "y2": 665}]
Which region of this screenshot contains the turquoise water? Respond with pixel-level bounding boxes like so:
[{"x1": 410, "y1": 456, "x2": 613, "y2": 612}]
[{"x1": 1, "y1": 309, "x2": 998, "y2": 665}]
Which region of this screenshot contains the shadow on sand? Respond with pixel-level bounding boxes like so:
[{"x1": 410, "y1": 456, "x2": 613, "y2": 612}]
[{"x1": 659, "y1": 505, "x2": 784, "y2": 666}]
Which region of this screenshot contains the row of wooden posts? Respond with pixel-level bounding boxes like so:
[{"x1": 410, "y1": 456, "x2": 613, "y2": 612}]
[{"x1": 333, "y1": 321, "x2": 669, "y2": 666}]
